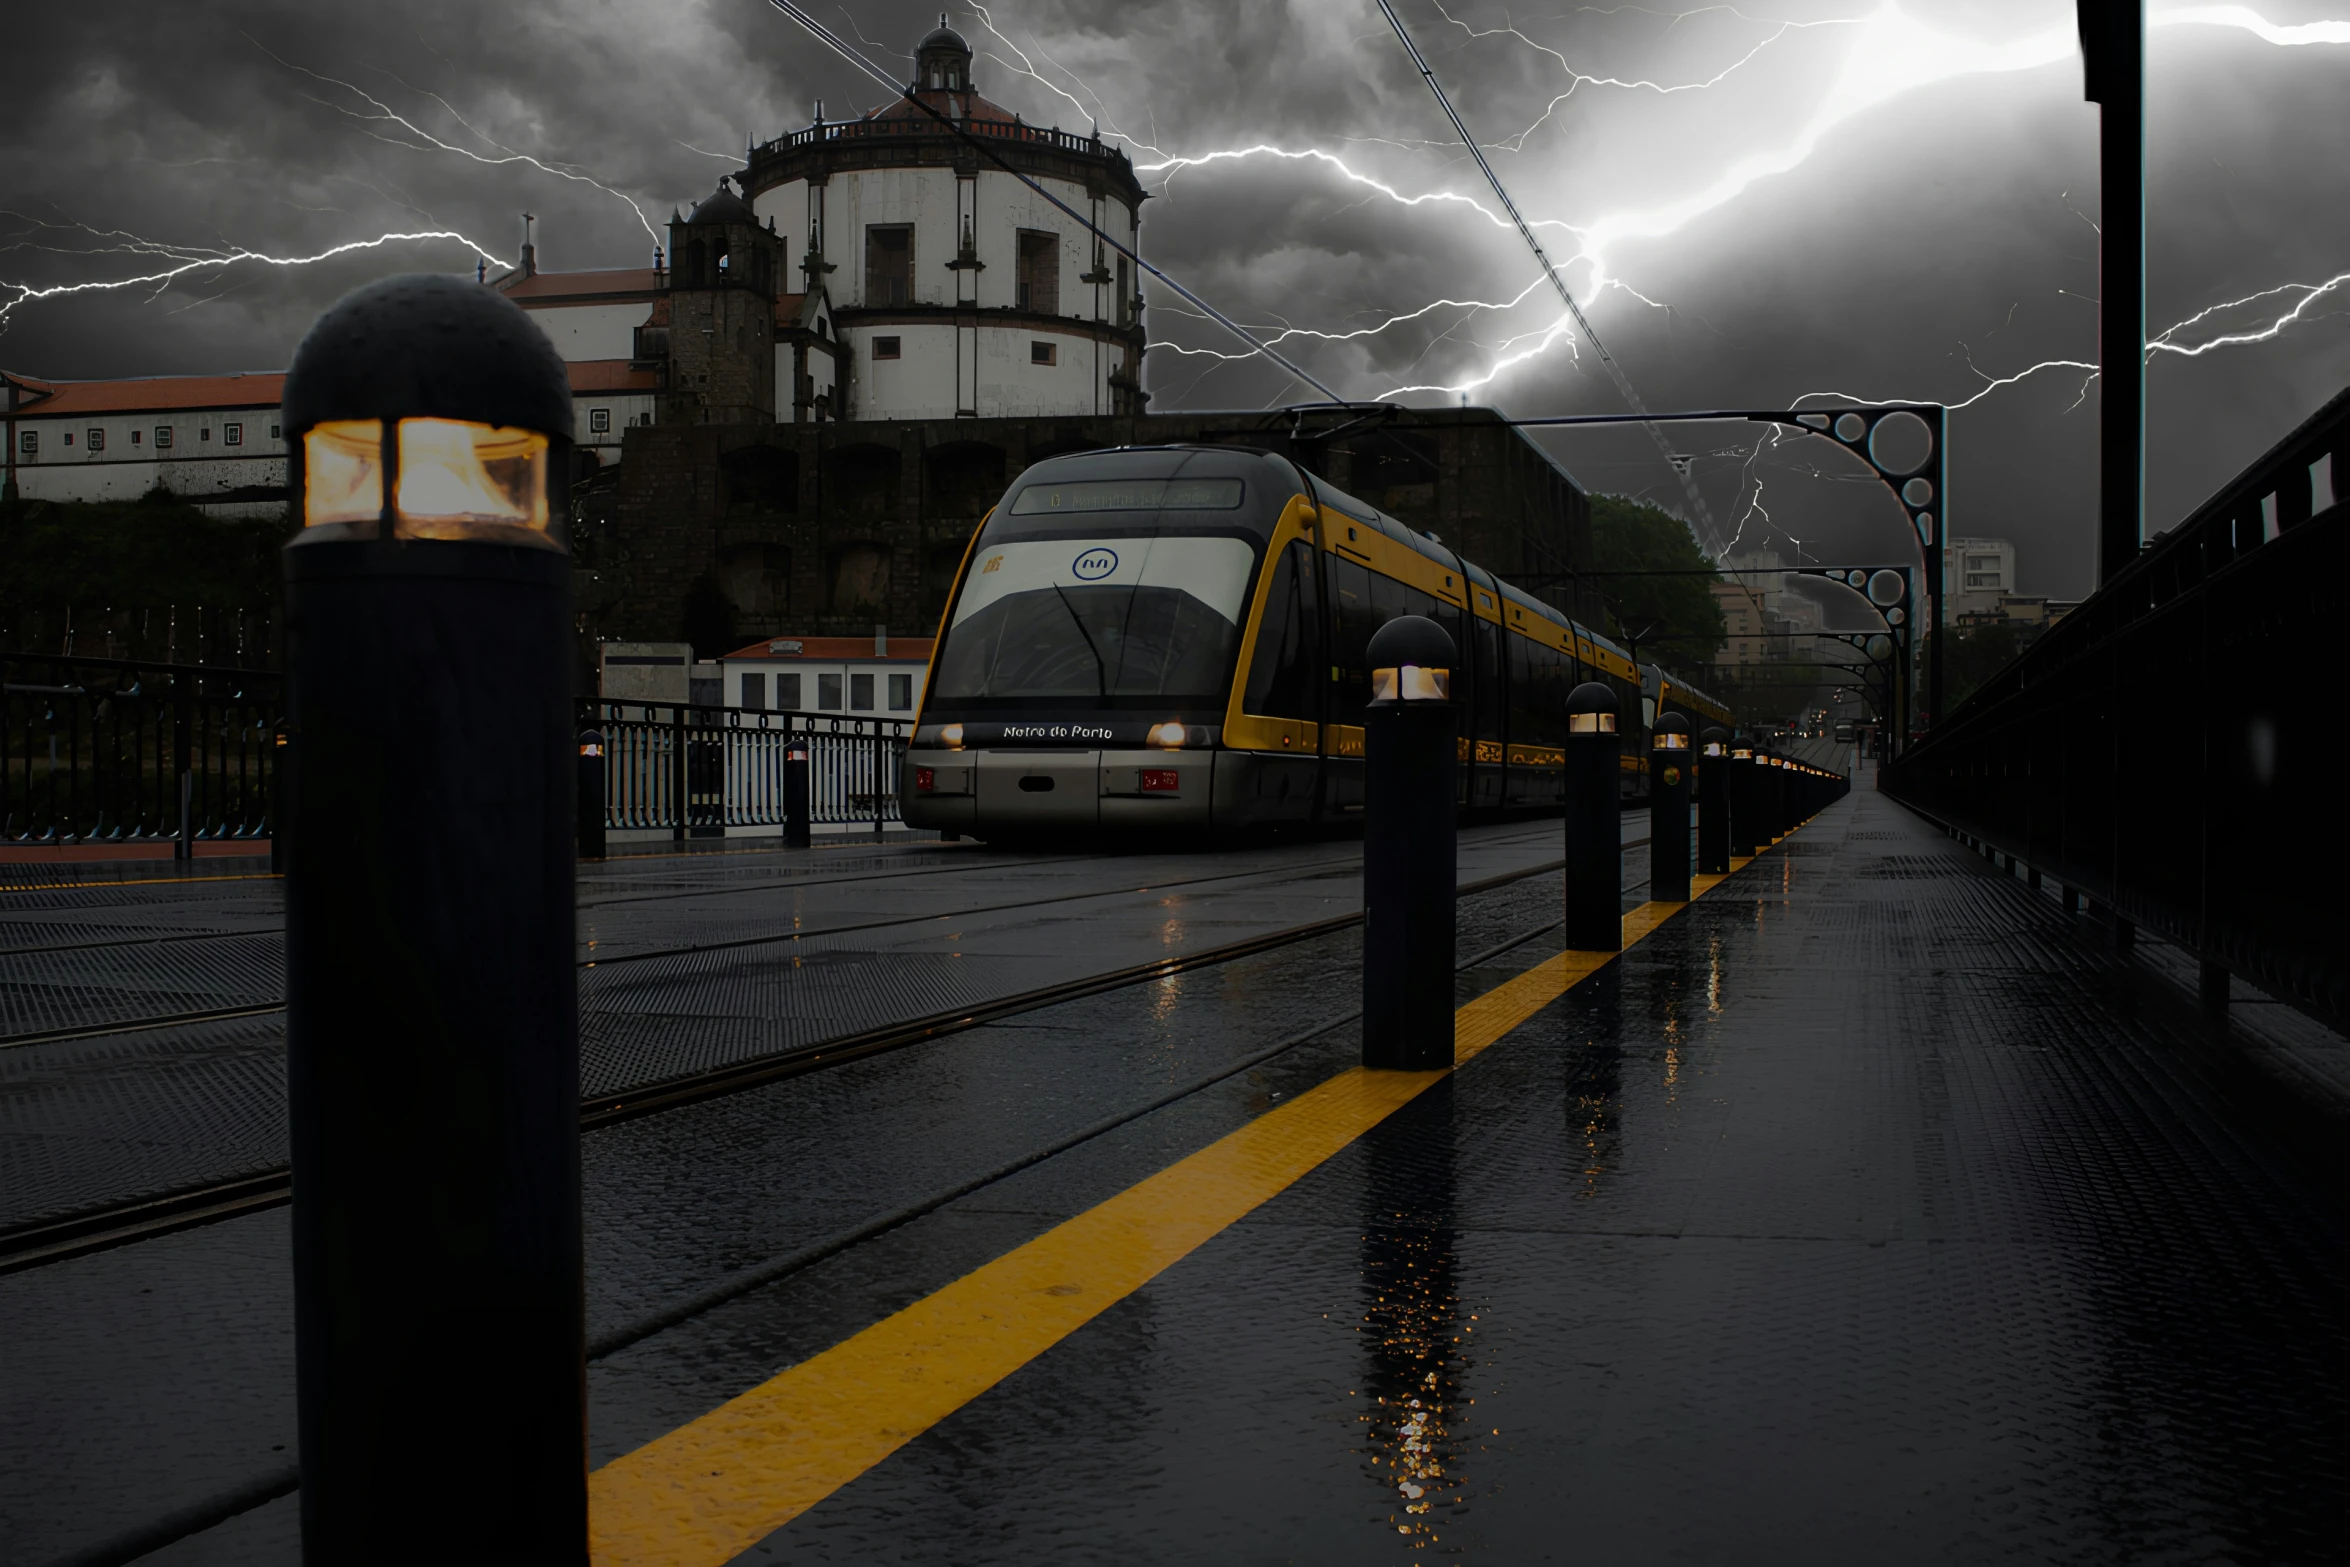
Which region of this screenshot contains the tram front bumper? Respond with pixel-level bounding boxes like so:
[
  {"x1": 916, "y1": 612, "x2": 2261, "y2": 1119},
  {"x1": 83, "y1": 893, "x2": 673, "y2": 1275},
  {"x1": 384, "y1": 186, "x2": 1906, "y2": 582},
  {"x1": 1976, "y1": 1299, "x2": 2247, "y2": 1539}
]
[{"x1": 901, "y1": 748, "x2": 1215, "y2": 833}]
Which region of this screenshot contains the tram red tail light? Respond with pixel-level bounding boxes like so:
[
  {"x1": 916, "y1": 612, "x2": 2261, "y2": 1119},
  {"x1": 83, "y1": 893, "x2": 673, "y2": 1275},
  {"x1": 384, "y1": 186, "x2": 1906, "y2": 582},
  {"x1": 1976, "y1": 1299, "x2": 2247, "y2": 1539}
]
[
  {"x1": 1139, "y1": 768, "x2": 1180, "y2": 794},
  {"x1": 915, "y1": 767, "x2": 936, "y2": 792}
]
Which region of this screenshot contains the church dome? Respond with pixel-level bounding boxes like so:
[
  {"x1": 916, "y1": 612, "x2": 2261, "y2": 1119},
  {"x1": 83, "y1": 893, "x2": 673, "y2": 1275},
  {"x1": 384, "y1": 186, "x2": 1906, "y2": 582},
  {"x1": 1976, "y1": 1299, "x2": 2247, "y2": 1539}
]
[
  {"x1": 919, "y1": 23, "x2": 970, "y2": 54},
  {"x1": 687, "y1": 180, "x2": 754, "y2": 225}
]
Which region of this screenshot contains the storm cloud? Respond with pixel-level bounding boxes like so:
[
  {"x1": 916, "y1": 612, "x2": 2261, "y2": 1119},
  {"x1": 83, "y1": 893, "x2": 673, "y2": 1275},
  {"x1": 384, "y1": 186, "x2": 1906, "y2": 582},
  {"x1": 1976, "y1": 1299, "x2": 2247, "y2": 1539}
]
[{"x1": 5, "y1": 0, "x2": 2346, "y2": 594}]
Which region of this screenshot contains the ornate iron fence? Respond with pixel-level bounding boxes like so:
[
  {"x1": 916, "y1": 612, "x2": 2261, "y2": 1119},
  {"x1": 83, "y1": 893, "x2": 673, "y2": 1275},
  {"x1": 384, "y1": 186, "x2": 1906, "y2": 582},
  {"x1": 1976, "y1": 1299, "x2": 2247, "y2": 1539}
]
[
  {"x1": 578, "y1": 700, "x2": 910, "y2": 837},
  {"x1": 2, "y1": 653, "x2": 281, "y2": 848}
]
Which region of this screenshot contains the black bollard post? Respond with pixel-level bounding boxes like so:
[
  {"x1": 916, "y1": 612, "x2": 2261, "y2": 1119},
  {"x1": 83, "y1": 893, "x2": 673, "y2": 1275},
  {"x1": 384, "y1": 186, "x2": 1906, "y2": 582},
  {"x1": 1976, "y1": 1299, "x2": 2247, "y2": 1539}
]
[
  {"x1": 279, "y1": 275, "x2": 586, "y2": 1562},
  {"x1": 270, "y1": 719, "x2": 292, "y2": 876},
  {"x1": 1727, "y1": 740, "x2": 1759, "y2": 858},
  {"x1": 1649, "y1": 713, "x2": 1692, "y2": 902},
  {"x1": 784, "y1": 731, "x2": 813, "y2": 849},
  {"x1": 1695, "y1": 726, "x2": 1730, "y2": 876},
  {"x1": 1564, "y1": 682, "x2": 1621, "y2": 950},
  {"x1": 577, "y1": 728, "x2": 607, "y2": 860},
  {"x1": 1362, "y1": 616, "x2": 1458, "y2": 1071}
]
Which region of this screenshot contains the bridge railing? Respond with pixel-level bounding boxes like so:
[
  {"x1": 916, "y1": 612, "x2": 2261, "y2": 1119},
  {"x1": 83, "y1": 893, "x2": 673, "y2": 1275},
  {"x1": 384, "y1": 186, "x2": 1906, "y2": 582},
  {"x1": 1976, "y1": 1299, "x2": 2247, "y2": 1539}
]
[
  {"x1": 1884, "y1": 384, "x2": 2350, "y2": 1028},
  {"x1": 1, "y1": 653, "x2": 281, "y2": 847},
  {"x1": 579, "y1": 700, "x2": 911, "y2": 837}
]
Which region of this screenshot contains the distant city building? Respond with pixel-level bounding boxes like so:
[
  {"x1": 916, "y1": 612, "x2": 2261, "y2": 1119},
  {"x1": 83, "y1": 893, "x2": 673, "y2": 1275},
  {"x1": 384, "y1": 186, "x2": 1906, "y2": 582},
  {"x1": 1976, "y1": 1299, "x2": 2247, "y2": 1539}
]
[
  {"x1": 1945, "y1": 536, "x2": 2016, "y2": 620},
  {"x1": 719, "y1": 633, "x2": 934, "y2": 716}
]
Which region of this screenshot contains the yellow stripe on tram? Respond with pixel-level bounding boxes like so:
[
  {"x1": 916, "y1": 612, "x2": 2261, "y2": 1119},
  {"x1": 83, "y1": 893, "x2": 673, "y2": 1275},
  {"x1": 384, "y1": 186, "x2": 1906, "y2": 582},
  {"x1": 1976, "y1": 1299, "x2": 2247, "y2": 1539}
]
[{"x1": 588, "y1": 858, "x2": 1757, "y2": 1565}]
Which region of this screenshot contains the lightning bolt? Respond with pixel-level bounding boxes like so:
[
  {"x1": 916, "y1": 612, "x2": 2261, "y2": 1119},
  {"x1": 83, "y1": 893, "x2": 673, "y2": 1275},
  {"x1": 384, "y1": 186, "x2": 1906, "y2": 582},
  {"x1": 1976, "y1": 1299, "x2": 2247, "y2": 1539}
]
[
  {"x1": 249, "y1": 37, "x2": 662, "y2": 243},
  {"x1": 0, "y1": 229, "x2": 503, "y2": 333}
]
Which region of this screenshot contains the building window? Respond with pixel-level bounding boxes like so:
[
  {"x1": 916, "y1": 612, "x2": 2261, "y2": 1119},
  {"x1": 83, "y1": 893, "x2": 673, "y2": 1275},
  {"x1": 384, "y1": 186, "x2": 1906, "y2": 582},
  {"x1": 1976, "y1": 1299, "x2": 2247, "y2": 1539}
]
[
  {"x1": 1116, "y1": 254, "x2": 1131, "y2": 325},
  {"x1": 873, "y1": 336, "x2": 901, "y2": 361},
  {"x1": 817, "y1": 672, "x2": 843, "y2": 710},
  {"x1": 63, "y1": 432, "x2": 72, "y2": 446},
  {"x1": 269, "y1": 423, "x2": 281, "y2": 439},
  {"x1": 777, "y1": 672, "x2": 803, "y2": 709},
  {"x1": 740, "y1": 672, "x2": 767, "y2": 710},
  {"x1": 87, "y1": 428, "x2": 104, "y2": 452},
  {"x1": 201, "y1": 428, "x2": 211, "y2": 441},
  {"x1": 1016, "y1": 229, "x2": 1058, "y2": 313},
  {"x1": 17, "y1": 430, "x2": 33, "y2": 455},
  {"x1": 132, "y1": 429, "x2": 143, "y2": 445},
  {"x1": 225, "y1": 423, "x2": 243, "y2": 446},
  {"x1": 155, "y1": 427, "x2": 173, "y2": 449},
  {"x1": 589, "y1": 407, "x2": 611, "y2": 433},
  {"x1": 1031, "y1": 340, "x2": 1057, "y2": 366},
  {"x1": 850, "y1": 672, "x2": 875, "y2": 710},
  {"x1": 865, "y1": 225, "x2": 912, "y2": 306},
  {"x1": 888, "y1": 673, "x2": 913, "y2": 711}
]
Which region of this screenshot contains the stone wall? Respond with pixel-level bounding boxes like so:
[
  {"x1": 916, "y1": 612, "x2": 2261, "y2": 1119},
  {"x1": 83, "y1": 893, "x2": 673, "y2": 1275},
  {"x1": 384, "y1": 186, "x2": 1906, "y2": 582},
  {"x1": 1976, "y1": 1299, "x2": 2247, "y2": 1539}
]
[{"x1": 586, "y1": 407, "x2": 1597, "y2": 652}]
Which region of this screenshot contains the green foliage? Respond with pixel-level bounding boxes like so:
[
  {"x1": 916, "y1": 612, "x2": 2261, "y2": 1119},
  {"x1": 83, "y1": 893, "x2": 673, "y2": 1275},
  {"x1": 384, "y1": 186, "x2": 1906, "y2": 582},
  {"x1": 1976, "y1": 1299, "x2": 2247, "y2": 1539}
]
[
  {"x1": 1588, "y1": 494, "x2": 1725, "y2": 668},
  {"x1": 0, "y1": 496, "x2": 293, "y2": 611},
  {"x1": 1936, "y1": 621, "x2": 2032, "y2": 711}
]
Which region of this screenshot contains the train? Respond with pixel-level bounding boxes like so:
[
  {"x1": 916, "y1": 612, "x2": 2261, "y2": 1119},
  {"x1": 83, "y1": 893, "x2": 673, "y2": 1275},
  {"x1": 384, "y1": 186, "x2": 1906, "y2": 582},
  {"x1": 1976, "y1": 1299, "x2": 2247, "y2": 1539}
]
[{"x1": 900, "y1": 443, "x2": 1734, "y2": 838}]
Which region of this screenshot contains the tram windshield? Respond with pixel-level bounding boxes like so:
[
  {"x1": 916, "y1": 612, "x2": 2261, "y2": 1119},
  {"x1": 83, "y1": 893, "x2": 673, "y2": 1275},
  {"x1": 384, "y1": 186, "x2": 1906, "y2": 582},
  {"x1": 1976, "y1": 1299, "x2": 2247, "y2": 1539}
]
[{"x1": 932, "y1": 532, "x2": 1259, "y2": 703}]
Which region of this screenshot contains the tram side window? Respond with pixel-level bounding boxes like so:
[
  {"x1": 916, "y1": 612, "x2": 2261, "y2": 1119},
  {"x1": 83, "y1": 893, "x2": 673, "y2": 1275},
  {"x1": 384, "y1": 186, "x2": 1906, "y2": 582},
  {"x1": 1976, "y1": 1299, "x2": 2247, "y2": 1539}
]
[
  {"x1": 1327, "y1": 555, "x2": 1376, "y2": 723},
  {"x1": 1526, "y1": 641, "x2": 1567, "y2": 745},
  {"x1": 1474, "y1": 619, "x2": 1504, "y2": 744},
  {"x1": 1243, "y1": 541, "x2": 1321, "y2": 721}
]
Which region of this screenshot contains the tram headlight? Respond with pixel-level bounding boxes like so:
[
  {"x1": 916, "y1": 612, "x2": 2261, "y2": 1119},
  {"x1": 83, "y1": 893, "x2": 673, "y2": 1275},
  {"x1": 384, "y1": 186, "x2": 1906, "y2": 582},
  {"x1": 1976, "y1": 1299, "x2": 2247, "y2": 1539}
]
[
  {"x1": 938, "y1": 723, "x2": 965, "y2": 749},
  {"x1": 1147, "y1": 720, "x2": 1187, "y2": 748}
]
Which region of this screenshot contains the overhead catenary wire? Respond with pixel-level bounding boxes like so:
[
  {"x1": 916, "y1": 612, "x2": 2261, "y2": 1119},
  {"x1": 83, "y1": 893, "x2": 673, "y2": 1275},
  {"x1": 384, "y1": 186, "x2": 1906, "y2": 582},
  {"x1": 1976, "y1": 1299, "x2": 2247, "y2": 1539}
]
[
  {"x1": 1369, "y1": 0, "x2": 1726, "y2": 549},
  {"x1": 762, "y1": 0, "x2": 1344, "y2": 403}
]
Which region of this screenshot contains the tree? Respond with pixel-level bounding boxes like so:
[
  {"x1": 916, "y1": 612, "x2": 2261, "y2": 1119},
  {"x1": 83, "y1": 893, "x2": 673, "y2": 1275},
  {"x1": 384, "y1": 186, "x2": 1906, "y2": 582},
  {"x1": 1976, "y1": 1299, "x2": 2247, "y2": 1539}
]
[{"x1": 1587, "y1": 494, "x2": 1725, "y2": 668}]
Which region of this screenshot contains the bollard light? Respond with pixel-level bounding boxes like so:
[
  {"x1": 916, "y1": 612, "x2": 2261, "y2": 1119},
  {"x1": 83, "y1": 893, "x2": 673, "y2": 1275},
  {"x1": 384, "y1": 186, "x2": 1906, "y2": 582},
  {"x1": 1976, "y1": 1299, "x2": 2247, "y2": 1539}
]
[
  {"x1": 1696, "y1": 724, "x2": 1731, "y2": 875},
  {"x1": 279, "y1": 273, "x2": 586, "y2": 1563},
  {"x1": 1362, "y1": 616, "x2": 1458, "y2": 1071},
  {"x1": 1649, "y1": 712, "x2": 1693, "y2": 901},
  {"x1": 1564, "y1": 681, "x2": 1622, "y2": 951}
]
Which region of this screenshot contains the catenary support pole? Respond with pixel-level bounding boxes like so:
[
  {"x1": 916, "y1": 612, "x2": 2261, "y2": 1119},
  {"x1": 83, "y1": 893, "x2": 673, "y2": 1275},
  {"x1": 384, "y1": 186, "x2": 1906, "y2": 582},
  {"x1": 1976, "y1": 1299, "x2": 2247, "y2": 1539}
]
[
  {"x1": 1362, "y1": 616, "x2": 1458, "y2": 1070},
  {"x1": 280, "y1": 274, "x2": 587, "y2": 1563}
]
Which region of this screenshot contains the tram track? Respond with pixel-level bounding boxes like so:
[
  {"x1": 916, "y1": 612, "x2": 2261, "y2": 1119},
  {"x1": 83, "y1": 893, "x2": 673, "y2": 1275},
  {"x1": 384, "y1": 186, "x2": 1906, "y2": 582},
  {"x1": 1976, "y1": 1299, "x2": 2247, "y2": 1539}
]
[
  {"x1": 34, "y1": 884, "x2": 1604, "y2": 1567},
  {"x1": 0, "y1": 843, "x2": 1624, "y2": 1276},
  {"x1": 0, "y1": 821, "x2": 1584, "y2": 1045}
]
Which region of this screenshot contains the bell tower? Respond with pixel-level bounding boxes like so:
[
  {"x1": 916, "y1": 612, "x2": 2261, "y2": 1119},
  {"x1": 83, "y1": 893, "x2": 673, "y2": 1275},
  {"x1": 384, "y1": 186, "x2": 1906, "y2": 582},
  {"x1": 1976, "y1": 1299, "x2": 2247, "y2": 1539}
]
[{"x1": 663, "y1": 177, "x2": 788, "y2": 425}]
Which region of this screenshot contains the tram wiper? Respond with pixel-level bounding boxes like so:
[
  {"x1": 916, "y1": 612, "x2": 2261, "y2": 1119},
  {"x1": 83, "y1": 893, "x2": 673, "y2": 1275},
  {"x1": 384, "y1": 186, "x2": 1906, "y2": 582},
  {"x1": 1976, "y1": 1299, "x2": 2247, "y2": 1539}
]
[{"x1": 1049, "y1": 581, "x2": 1110, "y2": 699}]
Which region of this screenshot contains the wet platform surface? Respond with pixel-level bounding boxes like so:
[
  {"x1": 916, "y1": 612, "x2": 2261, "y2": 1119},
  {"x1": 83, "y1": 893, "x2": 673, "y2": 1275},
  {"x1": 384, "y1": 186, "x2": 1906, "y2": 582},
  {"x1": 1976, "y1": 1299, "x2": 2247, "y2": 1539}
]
[{"x1": 6, "y1": 789, "x2": 2348, "y2": 1564}]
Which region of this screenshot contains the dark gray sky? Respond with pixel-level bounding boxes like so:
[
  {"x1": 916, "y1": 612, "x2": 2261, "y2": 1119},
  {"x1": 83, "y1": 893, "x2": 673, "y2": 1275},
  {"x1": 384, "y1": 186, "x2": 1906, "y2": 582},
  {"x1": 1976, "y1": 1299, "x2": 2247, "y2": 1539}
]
[{"x1": 5, "y1": 0, "x2": 2346, "y2": 595}]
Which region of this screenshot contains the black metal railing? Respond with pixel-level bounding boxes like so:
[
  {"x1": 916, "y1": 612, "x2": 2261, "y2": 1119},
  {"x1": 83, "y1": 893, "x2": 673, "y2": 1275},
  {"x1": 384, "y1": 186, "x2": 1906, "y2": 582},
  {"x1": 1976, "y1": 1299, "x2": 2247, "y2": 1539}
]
[
  {"x1": 579, "y1": 701, "x2": 911, "y2": 838},
  {"x1": 1884, "y1": 384, "x2": 2350, "y2": 1028},
  {"x1": 2, "y1": 653, "x2": 281, "y2": 847}
]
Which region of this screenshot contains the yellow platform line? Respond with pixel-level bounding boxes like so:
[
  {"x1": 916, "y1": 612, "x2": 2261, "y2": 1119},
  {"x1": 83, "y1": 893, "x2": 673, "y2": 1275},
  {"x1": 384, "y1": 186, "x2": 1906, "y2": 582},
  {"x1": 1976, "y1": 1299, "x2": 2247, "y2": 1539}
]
[{"x1": 588, "y1": 854, "x2": 1761, "y2": 1566}]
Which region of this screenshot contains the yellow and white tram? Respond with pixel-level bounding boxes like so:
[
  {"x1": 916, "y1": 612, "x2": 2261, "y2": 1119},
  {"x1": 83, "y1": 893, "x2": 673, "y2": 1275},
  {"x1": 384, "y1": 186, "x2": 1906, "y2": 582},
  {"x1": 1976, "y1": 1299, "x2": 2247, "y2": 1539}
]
[{"x1": 901, "y1": 444, "x2": 1732, "y2": 837}]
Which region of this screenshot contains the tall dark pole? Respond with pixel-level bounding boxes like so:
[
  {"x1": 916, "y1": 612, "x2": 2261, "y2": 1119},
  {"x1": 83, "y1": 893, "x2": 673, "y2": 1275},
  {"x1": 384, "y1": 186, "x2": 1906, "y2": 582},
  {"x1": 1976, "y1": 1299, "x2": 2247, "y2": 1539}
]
[{"x1": 2082, "y1": 0, "x2": 2146, "y2": 582}]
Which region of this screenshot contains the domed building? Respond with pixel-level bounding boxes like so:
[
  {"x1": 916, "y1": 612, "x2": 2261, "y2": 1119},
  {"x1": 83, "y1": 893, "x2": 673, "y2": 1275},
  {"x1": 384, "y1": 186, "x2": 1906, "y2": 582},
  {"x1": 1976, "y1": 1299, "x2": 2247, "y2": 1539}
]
[{"x1": 741, "y1": 21, "x2": 1147, "y2": 419}]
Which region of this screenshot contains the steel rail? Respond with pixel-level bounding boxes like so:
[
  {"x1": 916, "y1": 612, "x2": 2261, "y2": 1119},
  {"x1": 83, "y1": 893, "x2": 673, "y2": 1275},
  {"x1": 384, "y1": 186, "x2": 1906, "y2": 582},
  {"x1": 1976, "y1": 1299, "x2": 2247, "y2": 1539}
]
[
  {"x1": 0, "y1": 844, "x2": 1626, "y2": 1275},
  {"x1": 36, "y1": 869, "x2": 1661, "y2": 1567}
]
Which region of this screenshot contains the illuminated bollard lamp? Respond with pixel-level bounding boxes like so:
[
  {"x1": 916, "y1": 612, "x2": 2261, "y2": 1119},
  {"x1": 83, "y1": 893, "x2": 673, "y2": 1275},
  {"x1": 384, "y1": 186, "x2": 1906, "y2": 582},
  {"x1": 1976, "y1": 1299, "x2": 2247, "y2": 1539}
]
[
  {"x1": 1563, "y1": 682, "x2": 1622, "y2": 951},
  {"x1": 1361, "y1": 615, "x2": 1458, "y2": 1070},
  {"x1": 1726, "y1": 740, "x2": 1760, "y2": 859},
  {"x1": 1648, "y1": 713, "x2": 1693, "y2": 902},
  {"x1": 1696, "y1": 726, "x2": 1731, "y2": 875},
  {"x1": 278, "y1": 274, "x2": 586, "y2": 1561}
]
